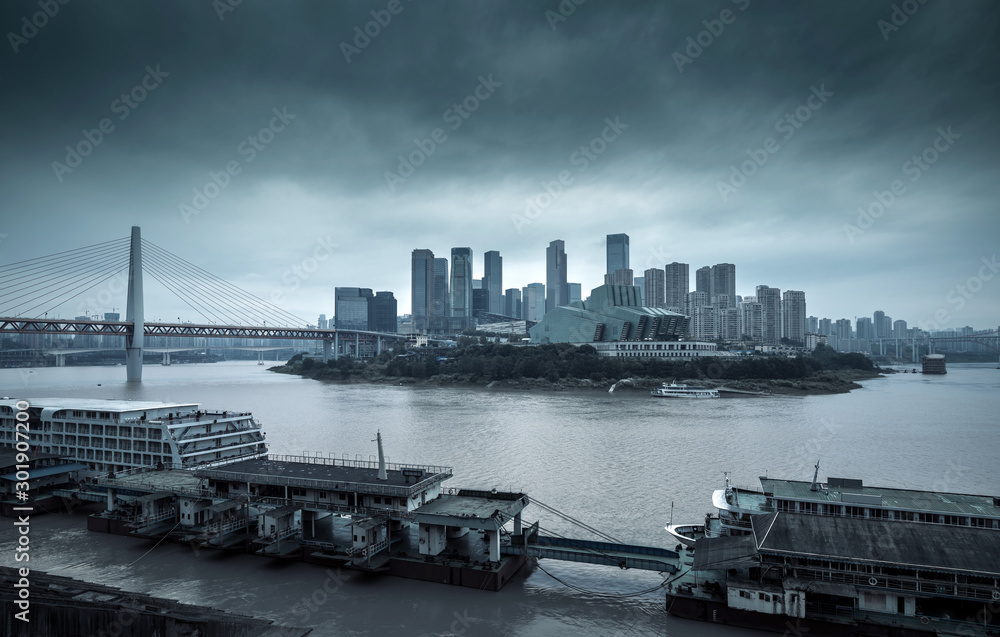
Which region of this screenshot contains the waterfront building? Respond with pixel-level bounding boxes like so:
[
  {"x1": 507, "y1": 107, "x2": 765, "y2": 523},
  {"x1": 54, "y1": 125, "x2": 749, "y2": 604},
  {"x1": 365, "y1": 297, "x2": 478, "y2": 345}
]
[
  {"x1": 740, "y1": 300, "x2": 764, "y2": 343},
  {"x1": 687, "y1": 291, "x2": 710, "y2": 338},
  {"x1": 450, "y1": 248, "x2": 473, "y2": 331},
  {"x1": 644, "y1": 268, "x2": 665, "y2": 308},
  {"x1": 545, "y1": 240, "x2": 569, "y2": 312},
  {"x1": 335, "y1": 287, "x2": 373, "y2": 331},
  {"x1": 718, "y1": 307, "x2": 740, "y2": 341},
  {"x1": 529, "y1": 284, "x2": 689, "y2": 344},
  {"x1": 781, "y1": 290, "x2": 806, "y2": 344},
  {"x1": 606, "y1": 233, "x2": 629, "y2": 274},
  {"x1": 369, "y1": 291, "x2": 397, "y2": 333},
  {"x1": 411, "y1": 249, "x2": 435, "y2": 333},
  {"x1": 483, "y1": 250, "x2": 502, "y2": 315}
]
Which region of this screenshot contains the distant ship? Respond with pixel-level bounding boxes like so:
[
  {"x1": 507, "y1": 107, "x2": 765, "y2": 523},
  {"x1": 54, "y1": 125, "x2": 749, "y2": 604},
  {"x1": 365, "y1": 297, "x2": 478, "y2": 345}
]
[{"x1": 650, "y1": 383, "x2": 720, "y2": 398}]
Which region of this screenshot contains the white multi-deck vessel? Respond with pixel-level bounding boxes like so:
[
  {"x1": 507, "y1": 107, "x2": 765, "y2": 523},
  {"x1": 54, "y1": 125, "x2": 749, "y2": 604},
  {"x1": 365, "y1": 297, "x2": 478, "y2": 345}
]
[
  {"x1": 651, "y1": 383, "x2": 720, "y2": 398},
  {"x1": 667, "y1": 464, "x2": 1000, "y2": 546},
  {"x1": 0, "y1": 398, "x2": 267, "y2": 474}
]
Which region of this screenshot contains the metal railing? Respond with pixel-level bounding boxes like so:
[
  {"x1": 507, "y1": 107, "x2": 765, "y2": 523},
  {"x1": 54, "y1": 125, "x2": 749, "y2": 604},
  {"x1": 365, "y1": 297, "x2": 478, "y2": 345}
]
[{"x1": 794, "y1": 566, "x2": 1000, "y2": 602}]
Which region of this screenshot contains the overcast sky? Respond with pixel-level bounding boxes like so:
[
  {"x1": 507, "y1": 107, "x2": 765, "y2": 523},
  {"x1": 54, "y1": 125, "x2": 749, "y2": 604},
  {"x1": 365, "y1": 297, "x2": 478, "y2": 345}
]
[{"x1": 2, "y1": 1, "x2": 998, "y2": 331}]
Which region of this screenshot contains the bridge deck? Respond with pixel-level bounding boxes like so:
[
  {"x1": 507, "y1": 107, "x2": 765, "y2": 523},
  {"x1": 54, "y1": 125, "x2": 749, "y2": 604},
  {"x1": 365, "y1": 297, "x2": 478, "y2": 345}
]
[{"x1": 503, "y1": 534, "x2": 680, "y2": 573}]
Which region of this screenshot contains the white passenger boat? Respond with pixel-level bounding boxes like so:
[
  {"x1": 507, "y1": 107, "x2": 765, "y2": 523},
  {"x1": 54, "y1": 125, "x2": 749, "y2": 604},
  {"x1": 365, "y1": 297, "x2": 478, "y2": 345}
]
[{"x1": 650, "y1": 383, "x2": 719, "y2": 398}]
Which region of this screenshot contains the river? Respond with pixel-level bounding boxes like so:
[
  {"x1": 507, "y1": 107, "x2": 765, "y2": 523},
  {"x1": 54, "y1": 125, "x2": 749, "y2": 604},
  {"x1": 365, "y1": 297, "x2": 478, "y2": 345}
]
[{"x1": 2, "y1": 362, "x2": 998, "y2": 636}]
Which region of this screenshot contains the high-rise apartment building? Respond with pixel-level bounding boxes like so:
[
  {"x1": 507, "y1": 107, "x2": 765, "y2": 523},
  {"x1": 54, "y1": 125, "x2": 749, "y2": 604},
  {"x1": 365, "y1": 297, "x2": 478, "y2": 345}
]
[
  {"x1": 664, "y1": 262, "x2": 689, "y2": 313},
  {"x1": 893, "y1": 319, "x2": 908, "y2": 339},
  {"x1": 483, "y1": 250, "x2": 502, "y2": 315},
  {"x1": 450, "y1": 247, "x2": 473, "y2": 331},
  {"x1": 835, "y1": 318, "x2": 853, "y2": 341},
  {"x1": 643, "y1": 268, "x2": 665, "y2": 308},
  {"x1": 740, "y1": 300, "x2": 764, "y2": 342},
  {"x1": 782, "y1": 290, "x2": 806, "y2": 344},
  {"x1": 806, "y1": 316, "x2": 819, "y2": 334},
  {"x1": 756, "y1": 285, "x2": 782, "y2": 344},
  {"x1": 873, "y1": 310, "x2": 892, "y2": 340},
  {"x1": 710, "y1": 263, "x2": 737, "y2": 307},
  {"x1": 411, "y1": 249, "x2": 435, "y2": 333},
  {"x1": 606, "y1": 233, "x2": 629, "y2": 274},
  {"x1": 695, "y1": 266, "x2": 712, "y2": 296},
  {"x1": 317, "y1": 314, "x2": 328, "y2": 330},
  {"x1": 818, "y1": 317, "x2": 832, "y2": 336},
  {"x1": 604, "y1": 268, "x2": 634, "y2": 286},
  {"x1": 335, "y1": 287, "x2": 373, "y2": 331},
  {"x1": 856, "y1": 317, "x2": 873, "y2": 340},
  {"x1": 545, "y1": 240, "x2": 568, "y2": 312}
]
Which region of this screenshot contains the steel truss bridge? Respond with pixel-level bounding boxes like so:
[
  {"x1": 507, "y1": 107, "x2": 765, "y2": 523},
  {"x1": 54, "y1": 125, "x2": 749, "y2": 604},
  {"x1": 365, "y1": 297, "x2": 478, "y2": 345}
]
[{"x1": 0, "y1": 226, "x2": 405, "y2": 380}]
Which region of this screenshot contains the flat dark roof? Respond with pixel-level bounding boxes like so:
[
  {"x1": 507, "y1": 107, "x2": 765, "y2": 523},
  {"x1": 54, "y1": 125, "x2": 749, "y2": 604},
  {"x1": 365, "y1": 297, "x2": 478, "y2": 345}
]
[
  {"x1": 752, "y1": 512, "x2": 1000, "y2": 577},
  {"x1": 199, "y1": 457, "x2": 446, "y2": 490}
]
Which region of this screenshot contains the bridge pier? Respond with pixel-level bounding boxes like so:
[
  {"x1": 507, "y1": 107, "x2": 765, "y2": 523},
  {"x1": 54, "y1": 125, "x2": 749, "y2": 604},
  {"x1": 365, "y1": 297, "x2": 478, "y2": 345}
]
[
  {"x1": 334, "y1": 332, "x2": 339, "y2": 361},
  {"x1": 161, "y1": 352, "x2": 170, "y2": 366},
  {"x1": 322, "y1": 339, "x2": 332, "y2": 363},
  {"x1": 55, "y1": 353, "x2": 65, "y2": 367}
]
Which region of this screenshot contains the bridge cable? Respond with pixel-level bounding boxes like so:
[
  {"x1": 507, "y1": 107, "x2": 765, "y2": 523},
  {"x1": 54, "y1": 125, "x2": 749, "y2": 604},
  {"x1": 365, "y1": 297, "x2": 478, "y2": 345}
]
[
  {"x1": 0, "y1": 240, "x2": 130, "y2": 287},
  {"x1": 142, "y1": 247, "x2": 279, "y2": 326},
  {"x1": 3, "y1": 258, "x2": 130, "y2": 318},
  {"x1": 0, "y1": 246, "x2": 130, "y2": 304},
  {"x1": 0, "y1": 236, "x2": 128, "y2": 273},
  {"x1": 142, "y1": 239, "x2": 308, "y2": 326},
  {"x1": 528, "y1": 498, "x2": 623, "y2": 544},
  {"x1": 141, "y1": 250, "x2": 240, "y2": 325},
  {"x1": 141, "y1": 240, "x2": 306, "y2": 327}
]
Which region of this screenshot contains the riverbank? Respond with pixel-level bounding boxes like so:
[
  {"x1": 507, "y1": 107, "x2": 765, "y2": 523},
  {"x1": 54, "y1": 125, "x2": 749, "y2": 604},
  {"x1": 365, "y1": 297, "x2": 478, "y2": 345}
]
[{"x1": 269, "y1": 364, "x2": 883, "y2": 396}]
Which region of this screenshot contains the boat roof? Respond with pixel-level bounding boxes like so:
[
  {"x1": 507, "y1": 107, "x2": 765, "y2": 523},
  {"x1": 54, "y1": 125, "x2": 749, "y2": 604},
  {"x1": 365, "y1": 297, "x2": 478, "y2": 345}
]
[
  {"x1": 0, "y1": 398, "x2": 198, "y2": 412},
  {"x1": 757, "y1": 478, "x2": 1000, "y2": 518},
  {"x1": 751, "y1": 512, "x2": 1000, "y2": 577},
  {"x1": 198, "y1": 457, "x2": 452, "y2": 491}
]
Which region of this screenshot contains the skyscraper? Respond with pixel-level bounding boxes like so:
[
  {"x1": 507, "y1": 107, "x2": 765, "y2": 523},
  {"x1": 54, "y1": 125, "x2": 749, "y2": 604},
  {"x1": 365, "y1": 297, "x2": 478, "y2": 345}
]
[
  {"x1": 643, "y1": 268, "x2": 665, "y2": 308},
  {"x1": 368, "y1": 291, "x2": 397, "y2": 333},
  {"x1": 335, "y1": 287, "x2": 373, "y2": 331},
  {"x1": 504, "y1": 288, "x2": 521, "y2": 319},
  {"x1": 411, "y1": 249, "x2": 435, "y2": 333},
  {"x1": 873, "y1": 310, "x2": 892, "y2": 339},
  {"x1": 545, "y1": 240, "x2": 568, "y2": 312},
  {"x1": 664, "y1": 262, "x2": 689, "y2": 313},
  {"x1": 606, "y1": 233, "x2": 629, "y2": 274},
  {"x1": 523, "y1": 283, "x2": 546, "y2": 321},
  {"x1": 856, "y1": 317, "x2": 873, "y2": 340},
  {"x1": 432, "y1": 257, "x2": 449, "y2": 332},
  {"x1": 782, "y1": 290, "x2": 806, "y2": 344},
  {"x1": 710, "y1": 263, "x2": 736, "y2": 307},
  {"x1": 756, "y1": 285, "x2": 782, "y2": 344},
  {"x1": 604, "y1": 268, "x2": 633, "y2": 286},
  {"x1": 450, "y1": 247, "x2": 473, "y2": 330},
  {"x1": 483, "y1": 250, "x2": 503, "y2": 315}
]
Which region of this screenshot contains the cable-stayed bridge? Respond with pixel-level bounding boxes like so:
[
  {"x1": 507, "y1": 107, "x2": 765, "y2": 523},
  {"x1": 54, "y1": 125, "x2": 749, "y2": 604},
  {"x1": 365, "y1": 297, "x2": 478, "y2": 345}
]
[{"x1": 0, "y1": 226, "x2": 405, "y2": 380}]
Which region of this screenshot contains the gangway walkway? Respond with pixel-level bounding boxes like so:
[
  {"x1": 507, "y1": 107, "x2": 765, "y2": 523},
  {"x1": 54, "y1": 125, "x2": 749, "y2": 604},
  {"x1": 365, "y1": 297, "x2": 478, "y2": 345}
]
[{"x1": 503, "y1": 522, "x2": 680, "y2": 573}]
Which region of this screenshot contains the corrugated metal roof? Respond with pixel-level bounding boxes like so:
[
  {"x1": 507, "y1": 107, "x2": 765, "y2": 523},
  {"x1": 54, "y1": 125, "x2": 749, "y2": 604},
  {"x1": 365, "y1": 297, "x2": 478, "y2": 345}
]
[{"x1": 751, "y1": 512, "x2": 1000, "y2": 577}]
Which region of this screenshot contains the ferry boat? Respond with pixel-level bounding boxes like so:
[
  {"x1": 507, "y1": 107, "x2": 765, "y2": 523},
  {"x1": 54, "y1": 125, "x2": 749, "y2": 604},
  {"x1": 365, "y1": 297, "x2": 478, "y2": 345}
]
[
  {"x1": 666, "y1": 463, "x2": 1000, "y2": 547},
  {"x1": 650, "y1": 383, "x2": 720, "y2": 398},
  {"x1": 0, "y1": 398, "x2": 267, "y2": 475}
]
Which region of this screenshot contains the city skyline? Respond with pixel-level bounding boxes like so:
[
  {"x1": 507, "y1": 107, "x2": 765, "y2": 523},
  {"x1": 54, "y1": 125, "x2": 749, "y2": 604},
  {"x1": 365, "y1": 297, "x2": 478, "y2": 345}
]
[{"x1": 1, "y1": 3, "x2": 998, "y2": 331}]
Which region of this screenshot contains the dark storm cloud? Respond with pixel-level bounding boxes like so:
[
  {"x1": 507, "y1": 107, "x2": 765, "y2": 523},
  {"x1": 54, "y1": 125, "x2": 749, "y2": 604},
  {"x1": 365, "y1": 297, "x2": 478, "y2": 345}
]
[{"x1": 1, "y1": 1, "x2": 998, "y2": 327}]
